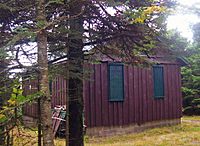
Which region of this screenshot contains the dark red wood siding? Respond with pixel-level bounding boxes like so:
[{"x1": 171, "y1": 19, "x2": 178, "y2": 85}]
[
  {"x1": 23, "y1": 76, "x2": 67, "y2": 118},
  {"x1": 23, "y1": 62, "x2": 182, "y2": 127},
  {"x1": 84, "y1": 63, "x2": 182, "y2": 127},
  {"x1": 51, "y1": 76, "x2": 66, "y2": 107},
  {"x1": 22, "y1": 78, "x2": 39, "y2": 118}
]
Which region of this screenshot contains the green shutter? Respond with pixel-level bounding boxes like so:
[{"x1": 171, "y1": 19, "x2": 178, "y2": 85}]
[
  {"x1": 153, "y1": 65, "x2": 164, "y2": 98},
  {"x1": 108, "y1": 63, "x2": 124, "y2": 101}
]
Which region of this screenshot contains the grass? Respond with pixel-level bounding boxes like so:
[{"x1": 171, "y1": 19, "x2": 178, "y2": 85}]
[
  {"x1": 182, "y1": 116, "x2": 200, "y2": 121},
  {"x1": 13, "y1": 116, "x2": 200, "y2": 146},
  {"x1": 85, "y1": 122, "x2": 200, "y2": 146}
]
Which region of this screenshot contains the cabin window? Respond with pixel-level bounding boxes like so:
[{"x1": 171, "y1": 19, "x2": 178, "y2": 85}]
[
  {"x1": 49, "y1": 80, "x2": 52, "y2": 95},
  {"x1": 108, "y1": 63, "x2": 124, "y2": 101},
  {"x1": 153, "y1": 65, "x2": 164, "y2": 98}
]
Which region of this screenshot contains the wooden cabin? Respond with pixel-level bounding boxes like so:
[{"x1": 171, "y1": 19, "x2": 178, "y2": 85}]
[{"x1": 22, "y1": 53, "x2": 186, "y2": 136}]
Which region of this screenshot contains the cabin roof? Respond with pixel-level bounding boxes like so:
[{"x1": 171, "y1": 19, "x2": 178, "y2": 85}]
[{"x1": 176, "y1": 57, "x2": 189, "y2": 67}]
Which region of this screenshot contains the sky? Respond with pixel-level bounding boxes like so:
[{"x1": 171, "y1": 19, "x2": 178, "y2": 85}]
[{"x1": 167, "y1": 0, "x2": 200, "y2": 41}]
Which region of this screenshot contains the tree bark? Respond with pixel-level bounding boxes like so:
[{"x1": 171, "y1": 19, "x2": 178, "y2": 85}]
[
  {"x1": 36, "y1": 0, "x2": 54, "y2": 146},
  {"x1": 68, "y1": 1, "x2": 84, "y2": 146},
  {"x1": 0, "y1": 60, "x2": 9, "y2": 146}
]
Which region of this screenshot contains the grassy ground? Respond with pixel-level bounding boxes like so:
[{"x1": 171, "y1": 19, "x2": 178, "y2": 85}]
[
  {"x1": 84, "y1": 122, "x2": 200, "y2": 146},
  {"x1": 182, "y1": 116, "x2": 200, "y2": 121},
  {"x1": 14, "y1": 116, "x2": 200, "y2": 146}
]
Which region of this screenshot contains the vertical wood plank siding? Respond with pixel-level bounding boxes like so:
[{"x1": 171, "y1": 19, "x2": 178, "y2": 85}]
[
  {"x1": 23, "y1": 63, "x2": 182, "y2": 127},
  {"x1": 22, "y1": 78, "x2": 39, "y2": 118},
  {"x1": 23, "y1": 76, "x2": 67, "y2": 118},
  {"x1": 84, "y1": 63, "x2": 182, "y2": 127}
]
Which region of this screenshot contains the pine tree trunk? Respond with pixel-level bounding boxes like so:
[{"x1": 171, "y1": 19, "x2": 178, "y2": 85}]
[
  {"x1": 36, "y1": 0, "x2": 54, "y2": 146},
  {"x1": 0, "y1": 61, "x2": 9, "y2": 145},
  {"x1": 68, "y1": 1, "x2": 84, "y2": 146}
]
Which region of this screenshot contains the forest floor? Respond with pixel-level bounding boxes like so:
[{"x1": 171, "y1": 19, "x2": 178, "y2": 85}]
[{"x1": 13, "y1": 116, "x2": 200, "y2": 146}]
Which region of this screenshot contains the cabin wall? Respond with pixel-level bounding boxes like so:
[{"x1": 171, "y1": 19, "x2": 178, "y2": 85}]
[
  {"x1": 23, "y1": 76, "x2": 67, "y2": 118},
  {"x1": 51, "y1": 76, "x2": 67, "y2": 107},
  {"x1": 84, "y1": 63, "x2": 182, "y2": 127},
  {"x1": 22, "y1": 62, "x2": 182, "y2": 128},
  {"x1": 22, "y1": 78, "x2": 39, "y2": 118}
]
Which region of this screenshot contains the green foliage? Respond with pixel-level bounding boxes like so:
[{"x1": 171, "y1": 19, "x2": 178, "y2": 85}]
[
  {"x1": 0, "y1": 49, "x2": 10, "y2": 102},
  {"x1": 166, "y1": 30, "x2": 189, "y2": 55},
  {"x1": 182, "y1": 41, "x2": 200, "y2": 115},
  {"x1": 7, "y1": 28, "x2": 36, "y2": 48},
  {"x1": 36, "y1": 20, "x2": 47, "y2": 29},
  {"x1": 0, "y1": 114, "x2": 7, "y2": 123},
  {"x1": 0, "y1": 49, "x2": 8, "y2": 60},
  {"x1": 0, "y1": 77, "x2": 42, "y2": 125},
  {"x1": 45, "y1": 0, "x2": 64, "y2": 7},
  {"x1": 0, "y1": 3, "x2": 14, "y2": 12},
  {"x1": 164, "y1": 27, "x2": 200, "y2": 115}
]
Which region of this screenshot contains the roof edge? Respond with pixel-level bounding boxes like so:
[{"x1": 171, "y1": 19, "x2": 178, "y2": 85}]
[{"x1": 176, "y1": 57, "x2": 189, "y2": 67}]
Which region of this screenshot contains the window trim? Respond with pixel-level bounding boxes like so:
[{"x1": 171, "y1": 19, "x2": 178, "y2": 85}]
[{"x1": 108, "y1": 63, "x2": 124, "y2": 102}]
